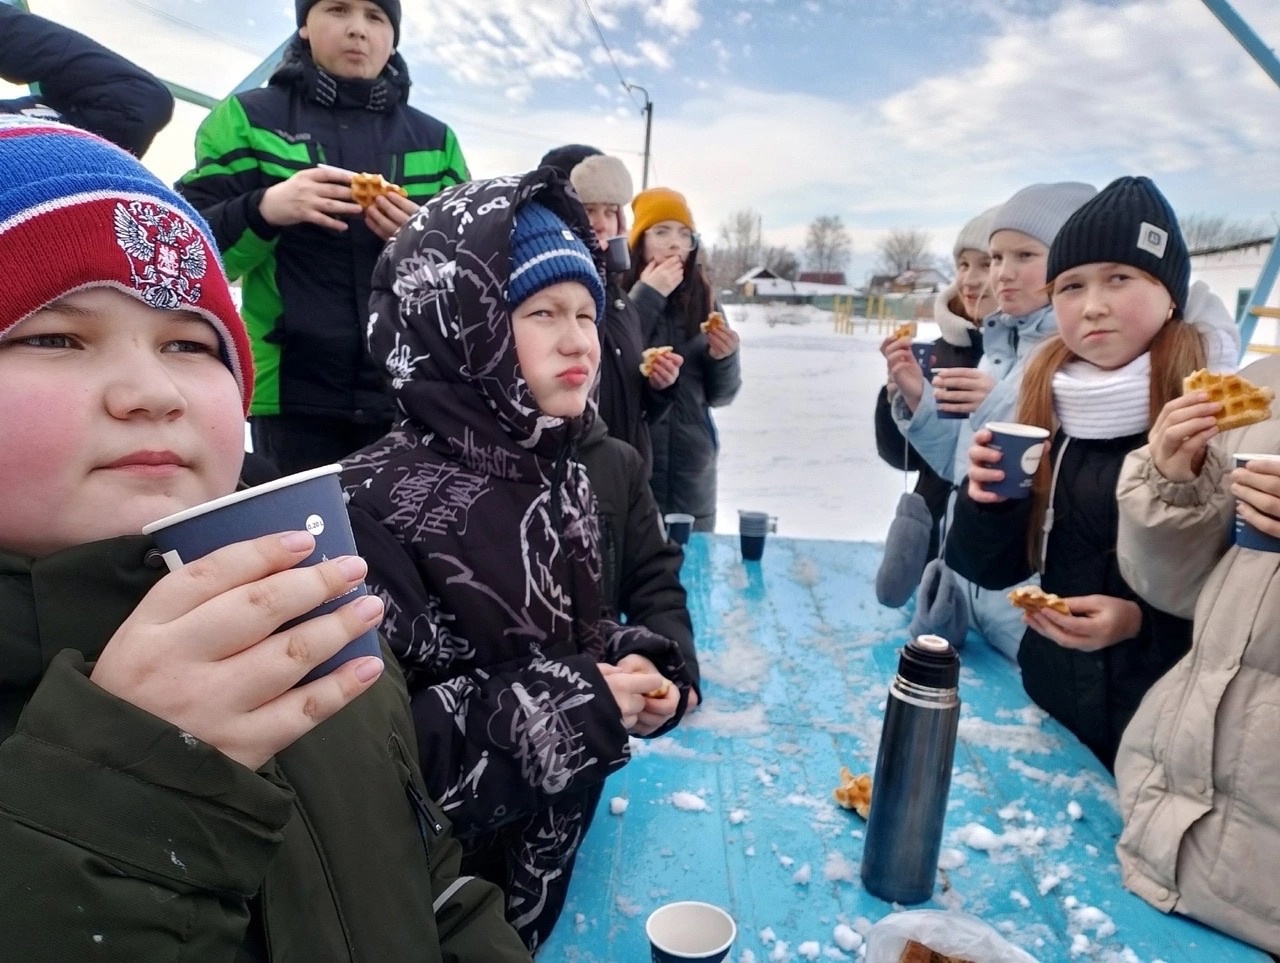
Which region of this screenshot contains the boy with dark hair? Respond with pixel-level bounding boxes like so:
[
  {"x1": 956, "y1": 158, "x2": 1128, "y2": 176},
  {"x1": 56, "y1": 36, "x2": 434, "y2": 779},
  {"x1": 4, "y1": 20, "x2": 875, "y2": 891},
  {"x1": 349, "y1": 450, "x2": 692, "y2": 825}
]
[{"x1": 180, "y1": 0, "x2": 468, "y2": 474}]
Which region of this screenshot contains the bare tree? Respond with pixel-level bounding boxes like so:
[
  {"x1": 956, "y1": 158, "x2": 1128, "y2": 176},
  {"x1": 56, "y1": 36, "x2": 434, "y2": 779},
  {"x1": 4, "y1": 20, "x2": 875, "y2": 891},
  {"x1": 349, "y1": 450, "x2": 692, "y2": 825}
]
[
  {"x1": 877, "y1": 228, "x2": 934, "y2": 275},
  {"x1": 1180, "y1": 213, "x2": 1271, "y2": 253},
  {"x1": 706, "y1": 208, "x2": 764, "y2": 288},
  {"x1": 804, "y1": 215, "x2": 852, "y2": 275},
  {"x1": 762, "y1": 244, "x2": 800, "y2": 280}
]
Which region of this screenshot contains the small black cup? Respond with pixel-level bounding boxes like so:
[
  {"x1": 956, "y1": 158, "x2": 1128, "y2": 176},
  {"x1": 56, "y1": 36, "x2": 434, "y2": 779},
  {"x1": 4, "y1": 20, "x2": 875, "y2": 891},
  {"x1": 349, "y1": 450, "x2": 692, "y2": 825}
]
[
  {"x1": 740, "y1": 533, "x2": 766, "y2": 561},
  {"x1": 606, "y1": 235, "x2": 631, "y2": 273}
]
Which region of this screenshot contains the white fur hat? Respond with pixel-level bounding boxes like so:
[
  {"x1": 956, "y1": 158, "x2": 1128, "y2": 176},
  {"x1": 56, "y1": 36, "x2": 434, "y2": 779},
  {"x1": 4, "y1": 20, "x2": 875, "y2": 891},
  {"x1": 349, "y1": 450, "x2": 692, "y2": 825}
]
[{"x1": 570, "y1": 155, "x2": 634, "y2": 207}]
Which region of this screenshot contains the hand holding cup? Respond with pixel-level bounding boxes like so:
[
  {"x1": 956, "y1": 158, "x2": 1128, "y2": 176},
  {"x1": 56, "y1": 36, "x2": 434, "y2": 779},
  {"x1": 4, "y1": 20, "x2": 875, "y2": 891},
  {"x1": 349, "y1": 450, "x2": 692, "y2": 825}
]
[
  {"x1": 90, "y1": 532, "x2": 385, "y2": 772},
  {"x1": 1232, "y1": 453, "x2": 1280, "y2": 550}
]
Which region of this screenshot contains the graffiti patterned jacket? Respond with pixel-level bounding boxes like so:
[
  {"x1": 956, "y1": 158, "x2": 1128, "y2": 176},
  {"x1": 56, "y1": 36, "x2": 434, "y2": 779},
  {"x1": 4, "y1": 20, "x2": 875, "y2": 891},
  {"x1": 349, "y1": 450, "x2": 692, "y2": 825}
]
[{"x1": 341, "y1": 170, "x2": 691, "y2": 945}]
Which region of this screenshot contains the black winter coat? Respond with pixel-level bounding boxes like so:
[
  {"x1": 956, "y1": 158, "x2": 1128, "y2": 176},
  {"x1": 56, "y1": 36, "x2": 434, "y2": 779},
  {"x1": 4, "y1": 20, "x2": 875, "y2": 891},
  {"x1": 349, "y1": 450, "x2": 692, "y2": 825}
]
[
  {"x1": 179, "y1": 38, "x2": 467, "y2": 423},
  {"x1": 946, "y1": 429, "x2": 1192, "y2": 769},
  {"x1": 874, "y1": 330, "x2": 982, "y2": 560},
  {"x1": 577, "y1": 418, "x2": 700, "y2": 696},
  {"x1": 598, "y1": 277, "x2": 675, "y2": 478},
  {"x1": 631, "y1": 283, "x2": 742, "y2": 530},
  {"x1": 340, "y1": 170, "x2": 692, "y2": 949},
  {"x1": 0, "y1": 4, "x2": 173, "y2": 156}
]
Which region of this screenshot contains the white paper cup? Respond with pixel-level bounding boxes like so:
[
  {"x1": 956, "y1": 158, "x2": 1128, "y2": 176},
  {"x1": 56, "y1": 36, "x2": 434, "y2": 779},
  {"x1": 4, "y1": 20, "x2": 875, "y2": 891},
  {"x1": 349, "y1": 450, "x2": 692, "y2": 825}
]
[{"x1": 646, "y1": 901, "x2": 736, "y2": 962}]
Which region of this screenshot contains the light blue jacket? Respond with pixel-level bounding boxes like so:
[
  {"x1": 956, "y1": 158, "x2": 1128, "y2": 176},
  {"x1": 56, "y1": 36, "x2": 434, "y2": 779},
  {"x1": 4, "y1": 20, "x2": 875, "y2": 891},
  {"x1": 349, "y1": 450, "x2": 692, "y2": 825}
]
[{"x1": 893, "y1": 303, "x2": 1058, "y2": 486}]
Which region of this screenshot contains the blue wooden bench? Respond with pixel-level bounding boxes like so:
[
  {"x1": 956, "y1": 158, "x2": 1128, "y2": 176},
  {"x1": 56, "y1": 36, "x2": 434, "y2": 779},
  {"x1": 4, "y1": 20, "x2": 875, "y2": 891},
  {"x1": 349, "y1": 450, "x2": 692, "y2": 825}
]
[{"x1": 540, "y1": 535, "x2": 1271, "y2": 962}]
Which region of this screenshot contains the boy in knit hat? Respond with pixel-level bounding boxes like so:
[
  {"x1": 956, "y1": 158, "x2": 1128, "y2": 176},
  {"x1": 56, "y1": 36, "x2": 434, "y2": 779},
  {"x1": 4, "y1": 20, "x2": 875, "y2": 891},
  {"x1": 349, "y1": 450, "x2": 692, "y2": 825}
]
[
  {"x1": 342, "y1": 169, "x2": 694, "y2": 950},
  {"x1": 180, "y1": 0, "x2": 467, "y2": 476},
  {"x1": 559, "y1": 149, "x2": 701, "y2": 706},
  {"x1": 0, "y1": 116, "x2": 530, "y2": 962}
]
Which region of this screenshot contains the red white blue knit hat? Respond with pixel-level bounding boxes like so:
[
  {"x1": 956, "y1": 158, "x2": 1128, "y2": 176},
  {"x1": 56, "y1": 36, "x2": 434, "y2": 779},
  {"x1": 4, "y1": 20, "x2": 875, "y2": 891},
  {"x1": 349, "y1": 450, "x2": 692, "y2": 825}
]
[{"x1": 0, "y1": 115, "x2": 253, "y2": 412}]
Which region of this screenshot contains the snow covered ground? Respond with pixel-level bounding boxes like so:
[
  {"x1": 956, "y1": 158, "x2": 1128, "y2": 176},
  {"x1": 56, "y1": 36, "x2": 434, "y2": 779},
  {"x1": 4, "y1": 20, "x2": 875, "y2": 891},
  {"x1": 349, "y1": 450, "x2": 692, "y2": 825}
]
[{"x1": 712, "y1": 303, "x2": 933, "y2": 544}]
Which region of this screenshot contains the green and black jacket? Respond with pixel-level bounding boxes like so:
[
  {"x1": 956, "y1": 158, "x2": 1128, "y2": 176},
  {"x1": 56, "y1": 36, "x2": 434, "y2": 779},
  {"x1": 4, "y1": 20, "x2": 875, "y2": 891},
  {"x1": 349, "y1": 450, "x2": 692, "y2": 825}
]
[
  {"x1": 0, "y1": 535, "x2": 531, "y2": 961},
  {"x1": 179, "y1": 38, "x2": 468, "y2": 424}
]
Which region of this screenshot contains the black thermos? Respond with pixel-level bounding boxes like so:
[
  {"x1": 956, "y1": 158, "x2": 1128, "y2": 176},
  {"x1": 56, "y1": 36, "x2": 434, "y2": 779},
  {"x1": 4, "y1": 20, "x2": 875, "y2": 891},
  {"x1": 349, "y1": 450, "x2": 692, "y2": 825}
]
[{"x1": 860, "y1": 634, "x2": 961, "y2": 904}]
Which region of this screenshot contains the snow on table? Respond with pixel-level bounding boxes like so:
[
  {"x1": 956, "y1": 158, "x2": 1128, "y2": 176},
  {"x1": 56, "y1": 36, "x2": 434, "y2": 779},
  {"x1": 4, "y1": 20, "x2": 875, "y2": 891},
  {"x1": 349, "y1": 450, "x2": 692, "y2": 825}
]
[{"x1": 540, "y1": 535, "x2": 1268, "y2": 963}]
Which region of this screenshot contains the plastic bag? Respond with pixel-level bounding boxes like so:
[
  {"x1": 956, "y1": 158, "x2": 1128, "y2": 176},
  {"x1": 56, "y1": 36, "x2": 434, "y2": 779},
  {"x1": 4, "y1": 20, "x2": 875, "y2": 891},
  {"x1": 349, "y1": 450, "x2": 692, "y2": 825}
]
[{"x1": 864, "y1": 909, "x2": 1040, "y2": 963}]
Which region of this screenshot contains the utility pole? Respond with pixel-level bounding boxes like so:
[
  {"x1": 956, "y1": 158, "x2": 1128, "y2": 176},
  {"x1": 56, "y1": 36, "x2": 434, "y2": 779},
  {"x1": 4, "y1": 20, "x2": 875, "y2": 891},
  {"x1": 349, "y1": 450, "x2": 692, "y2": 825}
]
[{"x1": 627, "y1": 83, "x2": 653, "y2": 190}]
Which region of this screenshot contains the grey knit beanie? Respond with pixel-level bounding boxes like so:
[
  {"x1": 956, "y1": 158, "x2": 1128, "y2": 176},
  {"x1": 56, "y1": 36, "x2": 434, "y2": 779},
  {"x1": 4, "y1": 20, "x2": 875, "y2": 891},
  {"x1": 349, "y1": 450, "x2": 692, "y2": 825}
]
[
  {"x1": 953, "y1": 206, "x2": 999, "y2": 261},
  {"x1": 989, "y1": 182, "x2": 1097, "y2": 249}
]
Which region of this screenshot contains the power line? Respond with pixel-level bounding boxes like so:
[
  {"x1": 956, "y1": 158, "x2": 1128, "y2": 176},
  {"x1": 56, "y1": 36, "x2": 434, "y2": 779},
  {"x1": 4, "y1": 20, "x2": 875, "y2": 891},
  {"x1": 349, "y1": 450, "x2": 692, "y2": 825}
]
[{"x1": 580, "y1": 0, "x2": 643, "y2": 110}]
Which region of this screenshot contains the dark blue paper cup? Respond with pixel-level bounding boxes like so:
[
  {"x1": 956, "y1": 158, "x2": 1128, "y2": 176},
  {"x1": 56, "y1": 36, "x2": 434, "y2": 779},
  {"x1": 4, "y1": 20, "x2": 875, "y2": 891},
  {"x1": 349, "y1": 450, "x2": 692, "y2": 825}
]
[
  {"x1": 646, "y1": 901, "x2": 736, "y2": 963},
  {"x1": 930, "y1": 364, "x2": 968, "y2": 421},
  {"x1": 910, "y1": 342, "x2": 934, "y2": 381},
  {"x1": 738, "y1": 511, "x2": 777, "y2": 562},
  {"x1": 142, "y1": 464, "x2": 381, "y2": 684},
  {"x1": 664, "y1": 513, "x2": 695, "y2": 545},
  {"x1": 984, "y1": 422, "x2": 1050, "y2": 500},
  {"x1": 606, "y1": 234, "x2": 632, "y2": 273},
  {"x1": 1234, "y1": 453, "x2": 1280, "y2": 552}
]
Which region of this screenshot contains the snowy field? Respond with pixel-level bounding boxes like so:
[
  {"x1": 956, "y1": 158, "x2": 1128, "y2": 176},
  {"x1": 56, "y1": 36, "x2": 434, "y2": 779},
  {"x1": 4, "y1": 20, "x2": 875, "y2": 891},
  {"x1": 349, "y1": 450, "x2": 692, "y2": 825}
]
[{"x1": 712, "y1": 303, "x2": 927, "y2": 545}]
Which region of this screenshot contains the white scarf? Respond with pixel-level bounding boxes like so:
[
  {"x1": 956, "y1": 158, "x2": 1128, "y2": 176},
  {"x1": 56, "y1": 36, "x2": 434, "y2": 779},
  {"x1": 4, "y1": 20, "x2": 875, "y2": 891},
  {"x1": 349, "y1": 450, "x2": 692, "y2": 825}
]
[{"x1": 1052, "y1": 353, "x2": 1151, "y2": 440}]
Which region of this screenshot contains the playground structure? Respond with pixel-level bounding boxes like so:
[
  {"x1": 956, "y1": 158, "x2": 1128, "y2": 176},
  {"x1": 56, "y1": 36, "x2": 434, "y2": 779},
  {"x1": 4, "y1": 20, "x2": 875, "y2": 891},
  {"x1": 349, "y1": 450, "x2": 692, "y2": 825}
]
[{"x1": 832, "y1": 294, "x2": 926, "y2": 335}]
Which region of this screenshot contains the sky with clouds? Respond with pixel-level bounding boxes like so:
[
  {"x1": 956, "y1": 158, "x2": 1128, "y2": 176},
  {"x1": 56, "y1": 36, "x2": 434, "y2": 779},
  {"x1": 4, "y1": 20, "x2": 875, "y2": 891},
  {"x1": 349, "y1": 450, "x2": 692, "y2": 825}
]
[{"x1": 6, "y1": 0, "x2": 1280, "y2": 282}]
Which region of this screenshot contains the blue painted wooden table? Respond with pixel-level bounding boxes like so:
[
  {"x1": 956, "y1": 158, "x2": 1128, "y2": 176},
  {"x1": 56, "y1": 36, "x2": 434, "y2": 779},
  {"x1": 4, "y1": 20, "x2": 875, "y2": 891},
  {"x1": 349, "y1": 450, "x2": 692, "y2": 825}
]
[{"x1": 540, "y1": 535, "x2": 1270, "y2": 963}]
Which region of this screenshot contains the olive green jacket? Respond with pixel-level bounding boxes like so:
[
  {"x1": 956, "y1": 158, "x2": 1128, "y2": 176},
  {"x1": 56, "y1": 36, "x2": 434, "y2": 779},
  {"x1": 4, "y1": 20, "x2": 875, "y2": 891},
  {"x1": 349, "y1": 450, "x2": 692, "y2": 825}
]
[{"x1": 0, "y1": 536, "x2": 531, "y2": 962}]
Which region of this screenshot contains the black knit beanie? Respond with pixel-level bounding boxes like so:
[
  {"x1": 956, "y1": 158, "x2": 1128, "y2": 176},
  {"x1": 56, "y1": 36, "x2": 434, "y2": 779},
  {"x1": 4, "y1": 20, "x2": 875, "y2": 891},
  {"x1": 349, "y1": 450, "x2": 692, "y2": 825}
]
[
  {"x1": 538, "y1": 144, "x2": 602, "y2": 179},
  {"x1": 1047, "y1": 175, "x2": 1189, "y2": 316},
  {"x1": 297, "y1": 0, "x2": 401, "y2": 46}
]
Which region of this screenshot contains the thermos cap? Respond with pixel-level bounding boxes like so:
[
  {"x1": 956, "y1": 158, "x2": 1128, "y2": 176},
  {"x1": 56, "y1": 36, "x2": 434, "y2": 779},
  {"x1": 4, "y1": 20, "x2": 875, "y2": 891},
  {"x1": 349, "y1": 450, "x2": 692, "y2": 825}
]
[{"x1": 900, "y1": 634, "x2": 961, "y2": 689}]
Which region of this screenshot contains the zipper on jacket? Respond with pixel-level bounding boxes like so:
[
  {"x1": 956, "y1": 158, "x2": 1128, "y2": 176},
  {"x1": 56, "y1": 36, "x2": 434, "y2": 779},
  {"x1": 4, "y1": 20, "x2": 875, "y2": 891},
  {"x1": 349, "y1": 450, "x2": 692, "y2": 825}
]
[
  {"x1": 549, "y1": 440, "x2": 582, "y2": 647},
  {"x1": 406, "y1": 780, "x2": 445, "y2": 838}
]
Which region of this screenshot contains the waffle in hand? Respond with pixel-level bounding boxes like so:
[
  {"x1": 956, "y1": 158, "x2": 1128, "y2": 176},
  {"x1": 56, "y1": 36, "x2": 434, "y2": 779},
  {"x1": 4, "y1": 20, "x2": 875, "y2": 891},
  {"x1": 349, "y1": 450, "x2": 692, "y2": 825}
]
[
  {"x1": 700, "y1": 311, "x2": 726, "y2": 334},
  {"x1": 833, "y1": 767, "x2": 873, "y2": 819},
  {"x1": 350, "y1": 172, "x2": 408, "y2": 210},
  {"x1": 1008, "y1": 585, "x2": 1071, "y2": 616},
  {"x1": 892, "y1": 321, "x2": 917, "y2": 341},
  {"x1": 640, "y1": 345, "x2": 674, "y2": 377},
  {"x1": 1183, "y1": 368, "x2": 1275, "y2": 432}
]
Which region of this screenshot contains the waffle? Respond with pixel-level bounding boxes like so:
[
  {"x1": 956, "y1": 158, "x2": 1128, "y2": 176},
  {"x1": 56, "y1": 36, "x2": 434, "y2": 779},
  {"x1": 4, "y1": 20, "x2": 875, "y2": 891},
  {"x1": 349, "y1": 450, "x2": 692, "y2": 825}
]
[
  {"x1": 892, "y1": 321, "x2": 917, "y2": 341},
  {"x1": 700, "y1": 311, "x2": 726, "y2": 334},
  {"x1": 640, "y1": 345, "x2": 674, "y2": 377},
  {"x1": 833, "y1": 767, "x2": 872, "y2": 820},
  {"x1": 1183, "y1": 368, "x2": 1274, "y2": 432},
  {"x1": 350, "y1": 172, "x2": 408, "y2": 210},
  {"x1": 898, "y1": 940, "x2": 974, "y2": 963},
  {"x1": 1008, "y1": 585, "x2": 1071, "y2": 617}
]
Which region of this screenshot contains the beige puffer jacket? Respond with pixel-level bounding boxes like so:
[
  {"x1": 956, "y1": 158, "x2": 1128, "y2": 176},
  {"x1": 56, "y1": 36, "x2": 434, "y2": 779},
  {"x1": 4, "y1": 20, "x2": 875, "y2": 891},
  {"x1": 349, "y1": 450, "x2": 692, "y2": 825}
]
[{"x1": 1113, "y1": 355, "x2": 1280, "y2": 953}]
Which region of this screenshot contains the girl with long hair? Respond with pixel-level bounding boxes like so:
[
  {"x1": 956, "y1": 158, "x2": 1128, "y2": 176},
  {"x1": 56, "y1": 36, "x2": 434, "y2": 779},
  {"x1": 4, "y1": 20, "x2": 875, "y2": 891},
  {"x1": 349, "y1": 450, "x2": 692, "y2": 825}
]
[
  {"x1": 947, "y1": 176, "x2": 1211, "y2": 769},
  {"x1": 623, "y1": 187, "x2": 741, "y2": 531}
]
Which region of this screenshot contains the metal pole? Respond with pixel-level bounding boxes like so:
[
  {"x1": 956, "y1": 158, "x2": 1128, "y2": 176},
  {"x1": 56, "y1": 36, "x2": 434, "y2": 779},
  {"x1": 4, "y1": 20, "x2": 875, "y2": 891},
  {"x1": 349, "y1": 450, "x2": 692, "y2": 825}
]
[
  {"x1": 627, "y1": 83, "x2": 653, "y2": 190},
  {"x1": 641, "y1": 99, "x2": 653, "y2": 189},
  {"x1": 1199, "y1": 0, "x2": 1280, "y2": 88}
]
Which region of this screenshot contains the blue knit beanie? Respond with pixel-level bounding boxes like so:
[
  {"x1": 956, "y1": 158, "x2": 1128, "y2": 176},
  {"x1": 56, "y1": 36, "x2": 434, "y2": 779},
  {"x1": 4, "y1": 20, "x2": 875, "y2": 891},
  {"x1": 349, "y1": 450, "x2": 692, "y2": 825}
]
[{"x1": 508, "y1": 202, "x2": 605, "y2": 322}]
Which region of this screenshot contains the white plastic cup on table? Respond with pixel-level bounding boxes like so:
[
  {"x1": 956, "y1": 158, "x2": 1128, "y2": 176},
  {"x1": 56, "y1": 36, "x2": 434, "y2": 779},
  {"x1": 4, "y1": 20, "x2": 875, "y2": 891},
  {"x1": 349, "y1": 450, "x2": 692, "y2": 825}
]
[
  {"x1": 982, "y1": 422, "x2": 1050, "y2": 500},
  {"x1": 738, "y1": 510, "x2": 778, "y2": 562},
  {"x1": 1233, "y1": 452, "x2": 1280, "y2": 552},
  {"x1": 646, "y1": 901, "x2": 736, "y2": 963},
  {"x1": 664, "y1": 512, "x2": 695, "y2": 546},
  {"x1": 142, "y1": 464, "x2": 381, "y2": 684}
]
